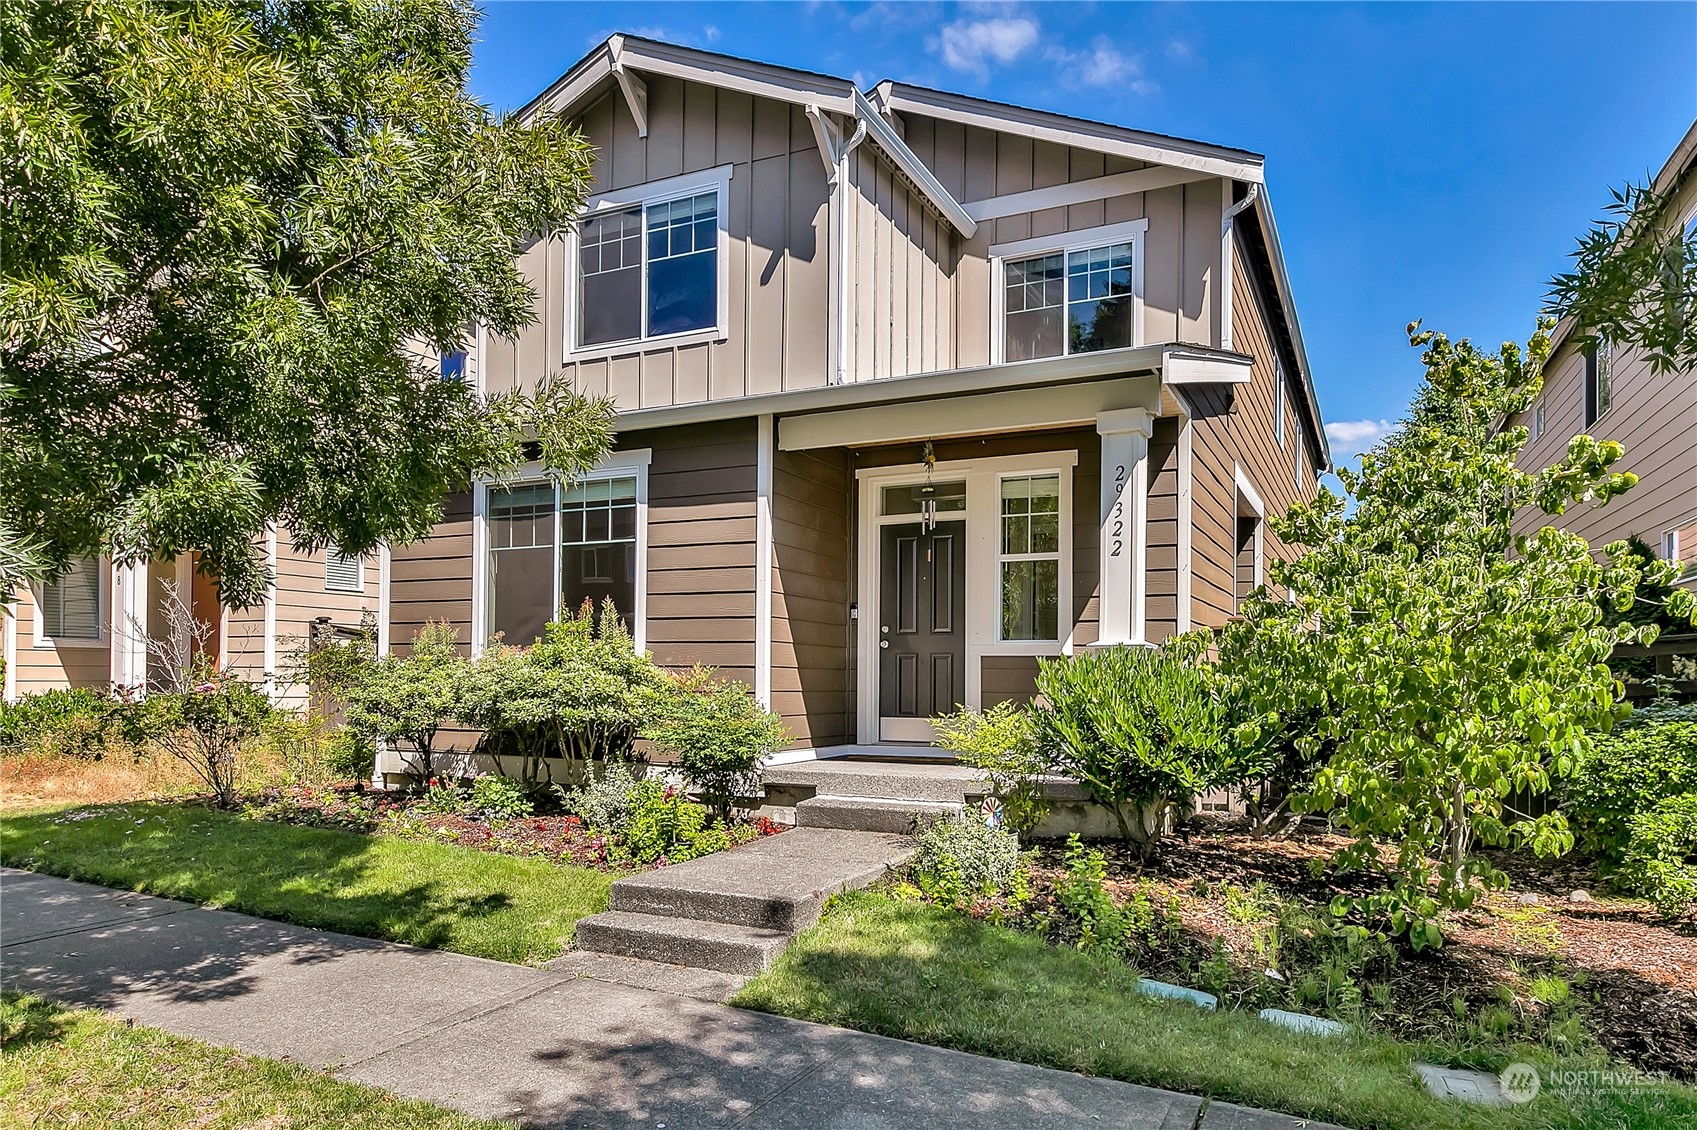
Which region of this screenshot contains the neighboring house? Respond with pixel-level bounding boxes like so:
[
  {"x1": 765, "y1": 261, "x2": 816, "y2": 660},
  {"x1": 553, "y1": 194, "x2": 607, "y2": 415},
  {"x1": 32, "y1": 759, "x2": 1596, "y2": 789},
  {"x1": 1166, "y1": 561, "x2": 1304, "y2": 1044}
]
[
  {"x1": 1510, "y1": 119, "x2": 1697, "y2": 582},
  {"x1": 381, "y1": 34, "x2": 1329, "y2": 769},
  {"x1": 1, "y1": 540, "x2": 383, "y2": 707}
]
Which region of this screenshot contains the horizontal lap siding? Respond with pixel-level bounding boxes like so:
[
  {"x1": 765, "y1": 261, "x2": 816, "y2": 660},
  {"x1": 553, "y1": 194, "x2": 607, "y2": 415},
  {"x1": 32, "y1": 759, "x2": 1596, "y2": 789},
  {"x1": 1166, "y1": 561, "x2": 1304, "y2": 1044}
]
[
  {"x1": 481, "y1": 81, "x2": 832, "y2": 408},
  {"x1": 6, "y1": 583, "x2": 109, "y2": 695},
  {"x1": 1146, "y1": 417, "x2": 1182, "y2": 641},
  {"x1": 772, "y1": 448, "x2": 852, "y2": 748},
  {"x1": 389, "y1": 492, "x2": 475, "y2": 656},
  {"x1": 638, "y1": 421, "x2": 759, "y2": 684},
  {"x1": 983, "y1": 654, "x2": 1041, "y2": 708}
]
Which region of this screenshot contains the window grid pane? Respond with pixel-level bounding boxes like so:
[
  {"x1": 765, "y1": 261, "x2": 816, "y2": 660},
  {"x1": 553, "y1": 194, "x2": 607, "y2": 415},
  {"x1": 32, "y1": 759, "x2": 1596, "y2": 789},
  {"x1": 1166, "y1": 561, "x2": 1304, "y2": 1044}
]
[{"x1": 998, "y1": 475, "x2": 1062, "y2": 641}]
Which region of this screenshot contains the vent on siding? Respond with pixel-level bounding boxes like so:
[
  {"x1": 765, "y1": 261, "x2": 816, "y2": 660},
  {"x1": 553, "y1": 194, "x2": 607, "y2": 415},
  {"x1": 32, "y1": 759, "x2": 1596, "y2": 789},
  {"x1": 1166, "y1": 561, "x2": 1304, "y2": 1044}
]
[{"x1": 325, "y1": 547, "x2": 363, "y2": 593}]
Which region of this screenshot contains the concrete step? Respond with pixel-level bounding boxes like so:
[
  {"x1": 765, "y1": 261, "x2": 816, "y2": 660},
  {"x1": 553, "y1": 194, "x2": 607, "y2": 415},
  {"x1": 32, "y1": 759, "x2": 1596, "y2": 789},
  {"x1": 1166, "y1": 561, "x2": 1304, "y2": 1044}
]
[
  {"x1": 763, "y1": 760, "x2": 987, "y2": 803},
  {"x1": 795, "y1": 795, "x2": 963, "y2": 834},
  {"x1": 574, "y1": 911, "x2": 791, "y2": 975},
  {"x1": 607, "y1": 828, "x2": 914, "y2": 932}
]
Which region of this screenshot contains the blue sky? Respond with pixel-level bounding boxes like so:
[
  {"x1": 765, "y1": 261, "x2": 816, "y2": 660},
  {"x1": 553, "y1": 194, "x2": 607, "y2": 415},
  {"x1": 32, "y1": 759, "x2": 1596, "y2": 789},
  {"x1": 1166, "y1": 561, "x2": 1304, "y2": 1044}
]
[{"x1": 469, "y1": 1, "x2": 1695, "y2": 462}]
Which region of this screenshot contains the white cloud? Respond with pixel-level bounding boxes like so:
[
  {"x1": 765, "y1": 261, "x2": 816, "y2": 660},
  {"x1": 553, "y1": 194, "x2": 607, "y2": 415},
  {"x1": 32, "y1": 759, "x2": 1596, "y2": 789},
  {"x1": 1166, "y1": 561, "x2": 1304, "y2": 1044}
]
[
  {"x1": 1166, "y1": 39, "x2": 1194, "y2": 62},
  {"x1": 1046, "y1": 37, "x2": 1149, "y2": 91},
  {"x1": 934, "y1": 15, "x2": 1040, "y2": 77},
  {"x1": 1324, "y1": 419, "x2": 1396, "y2": 447}
]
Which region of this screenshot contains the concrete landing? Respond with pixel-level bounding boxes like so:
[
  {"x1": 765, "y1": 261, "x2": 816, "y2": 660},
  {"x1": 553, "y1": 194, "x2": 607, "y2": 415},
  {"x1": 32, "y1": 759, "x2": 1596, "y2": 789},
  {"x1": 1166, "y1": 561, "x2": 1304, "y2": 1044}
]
[{"x1": 576, "y1": 827, "x2": 914, "y2": 972}]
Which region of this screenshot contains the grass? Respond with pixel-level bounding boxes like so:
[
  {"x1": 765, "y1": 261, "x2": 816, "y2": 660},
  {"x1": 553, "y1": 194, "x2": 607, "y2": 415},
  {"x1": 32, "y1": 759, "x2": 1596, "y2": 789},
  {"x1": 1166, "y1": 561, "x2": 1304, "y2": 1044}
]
[
  {"x1": 0, "y1": 801, "x2": 612, "y2": 965},
  {"x1": 733, "y1": 889, "x2": 1697, "y2": 1130},
  {"x1": 0, "y1": 993, "x2": 511, "y2": 1129}
]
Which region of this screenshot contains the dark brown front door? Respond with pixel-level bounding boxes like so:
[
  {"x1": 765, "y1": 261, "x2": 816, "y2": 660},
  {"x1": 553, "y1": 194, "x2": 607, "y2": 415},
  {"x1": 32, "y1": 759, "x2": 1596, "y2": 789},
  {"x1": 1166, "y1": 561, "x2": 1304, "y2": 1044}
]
[{"x1": 879, "y1": 520, "x2": 966, "y2": 739}]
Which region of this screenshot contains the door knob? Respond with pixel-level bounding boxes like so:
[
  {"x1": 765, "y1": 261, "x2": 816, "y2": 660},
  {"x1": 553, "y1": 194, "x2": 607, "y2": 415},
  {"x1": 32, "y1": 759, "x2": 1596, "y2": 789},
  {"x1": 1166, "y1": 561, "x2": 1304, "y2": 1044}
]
[{"x1": 879, "y1": 640, "x2": 889, "y2": 649}]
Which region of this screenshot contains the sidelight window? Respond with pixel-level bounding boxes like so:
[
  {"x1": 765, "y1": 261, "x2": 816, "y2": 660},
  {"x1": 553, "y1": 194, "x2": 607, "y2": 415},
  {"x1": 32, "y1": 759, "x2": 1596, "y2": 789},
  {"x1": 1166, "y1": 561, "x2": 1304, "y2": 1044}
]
[{"x1": 998, "y1": 474, "x2": 1062, "y2": 641}]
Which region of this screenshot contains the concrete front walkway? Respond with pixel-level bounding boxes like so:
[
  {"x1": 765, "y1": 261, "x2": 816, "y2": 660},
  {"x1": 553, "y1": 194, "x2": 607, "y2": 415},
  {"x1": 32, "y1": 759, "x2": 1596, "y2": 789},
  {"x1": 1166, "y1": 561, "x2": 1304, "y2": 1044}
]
[{"x1": 1, "y1": 868, "x2": 1345, "y2": 1130}]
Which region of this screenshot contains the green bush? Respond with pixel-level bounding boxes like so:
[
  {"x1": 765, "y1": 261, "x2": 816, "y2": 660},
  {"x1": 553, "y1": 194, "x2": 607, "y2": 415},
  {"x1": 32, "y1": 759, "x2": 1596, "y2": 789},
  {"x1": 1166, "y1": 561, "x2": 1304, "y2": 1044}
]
[
  {"x1": 322, "y1": 727, "x2": 375, "y2": 781},
  {"x1": 619, "y1": 778, "x2": 728, "y2": 865},
  {"x1": 1563, "y1": 713, "x2": 1697, "y2": 862},
  {"x1": 1620, "y1": 793, "x2": 1697, "y2": 918},
  {"x1": 932, "y1": 701, "x2": 1051, "y2": 838},
  {"x1": 1031, "y1": 639, "x2": 1240, "y2": 852},
  {"x1": 644, "y1": 666, "x2": 784, "y2": 823},
  {"x1": 911, "y1": 814, "x2": 1023, "y2": 906},
  {"x1": 460, "y1": 600, "x2": 667, "y2": 790},
  {"x1": 470, "y1": 773, "x2": 533, "y2": 820},
  {"x1": 416, "y1": 776, "x2": 467, "y2": 815},
  {"x1": 146, "y1": 666, "x2": 273, "y2": 808},
  {"x1": 0, "y1": 687, "x2": 153, "y2": 759},
  {"x1": 556, "y1": 759, "x2": 646, "y2": 833},
  {"x1": 344, "y1": 621, "x2": 464, "y2": 784}
]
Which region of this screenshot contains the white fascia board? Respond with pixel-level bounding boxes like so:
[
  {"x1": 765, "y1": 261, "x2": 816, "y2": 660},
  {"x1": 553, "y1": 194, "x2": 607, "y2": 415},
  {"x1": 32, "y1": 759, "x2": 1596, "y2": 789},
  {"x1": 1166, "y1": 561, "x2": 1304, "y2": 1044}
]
[
  {"x1": 518, "y1": 44, "x2": 615, "y2": 123},
  {"x1": 851, "y1": 89, "x2": 976, "y2": 237},
  {"x1": 964, "y1": 166, "x2": 1212, "y2": 224},
  {"x1": 1163, "y1": 349, "x2": 1252, "y2": 385},
  {"x1": 1251, "y1": 187, "x2": 1330, "y2": 471},
  {"x1": 877, "y1": 84, "x2": 1265, "y2": 183}
]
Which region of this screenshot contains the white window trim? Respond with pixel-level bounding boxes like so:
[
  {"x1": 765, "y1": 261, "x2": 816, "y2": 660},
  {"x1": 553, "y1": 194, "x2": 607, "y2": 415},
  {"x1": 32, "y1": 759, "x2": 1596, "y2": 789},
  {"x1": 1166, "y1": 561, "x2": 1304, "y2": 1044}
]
[
  {"x1": 989, "y1": 218, "x2": 1150, "y2": 366},
  {"x1": 1234, "y1": 464, "x2": 1265, "y2": 603},
  {"x1": 471, "y1": 448, "x2": 653, "y2": 657},
  {"x1": 855, "y1": 450, "x2": 1077, "y2": 744},
  {"x1": 1274, "y1": 360, "x2": 1285, "y2": 449},
  {"x1": 324, "y1": 547, "x2": 365, "y2": 594},
  {"x1": 563, "y1": 164, "x2": 734, "y2": 365},
  {"x1": 994, "y1": 470, "x2": 1070, "y2": 646},
  {"x1": 1664, "y1": 527, "x2": 1680, "y2": 564},
  {"x1": 31, "y1": 556, "x2": 110, "y2": 649}
]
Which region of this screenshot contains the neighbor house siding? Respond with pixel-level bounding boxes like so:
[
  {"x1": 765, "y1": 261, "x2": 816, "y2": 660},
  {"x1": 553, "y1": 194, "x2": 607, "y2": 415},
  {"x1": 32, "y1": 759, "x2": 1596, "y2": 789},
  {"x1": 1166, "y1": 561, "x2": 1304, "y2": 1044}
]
[
  {"x1": 223, "y1": 538, "x2": 381, "y2": 704},
  {"x1": 771, "y1": 447, "x2": 853, "y2": 748},
  {"x1": 7, "y1": 582, "x2": 110, "y2": 695},
  {"x1": 480, "y1": 79, "x2": 834, "y2": 408}
]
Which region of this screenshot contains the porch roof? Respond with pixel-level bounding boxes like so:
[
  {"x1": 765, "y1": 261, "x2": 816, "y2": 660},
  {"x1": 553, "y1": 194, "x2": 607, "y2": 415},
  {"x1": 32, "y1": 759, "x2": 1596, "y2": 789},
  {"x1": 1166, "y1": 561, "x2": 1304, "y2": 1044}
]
[{"x1": 611, "y1": 343, "x2": 1251, "y2": 439}]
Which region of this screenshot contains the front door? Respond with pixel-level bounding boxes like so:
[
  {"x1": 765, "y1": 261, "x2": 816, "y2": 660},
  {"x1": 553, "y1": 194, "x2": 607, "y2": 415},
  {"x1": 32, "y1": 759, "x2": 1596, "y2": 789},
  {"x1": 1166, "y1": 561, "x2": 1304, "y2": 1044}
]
[{"x1": 878, "y1": 518, "x2": 967, "y2": 741}]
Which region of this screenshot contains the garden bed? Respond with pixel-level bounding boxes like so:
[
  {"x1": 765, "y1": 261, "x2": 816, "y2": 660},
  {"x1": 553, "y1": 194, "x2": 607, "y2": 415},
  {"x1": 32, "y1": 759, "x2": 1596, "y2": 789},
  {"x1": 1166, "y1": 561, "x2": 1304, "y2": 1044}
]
[
  {"x1": 982, "y1": 824, "x2": 1697, "y2": 1080},
  {"x1": 243, "y1": 781, "x2": 786, "y2": 871}
]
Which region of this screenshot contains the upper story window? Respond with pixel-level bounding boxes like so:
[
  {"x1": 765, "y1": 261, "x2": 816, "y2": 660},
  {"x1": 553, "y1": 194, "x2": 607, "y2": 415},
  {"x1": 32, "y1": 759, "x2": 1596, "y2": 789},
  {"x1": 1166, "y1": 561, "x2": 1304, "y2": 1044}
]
[
  {"x1": 38, "y1": 555, "x2": 102, "y2": 644},
  {"x1": 440, "y1": 350, "x2": 467, "y2": 382},
  {"x1": 1584, "y1": 337, "x2": 1613, "y2": 427},
  {"x1": 1530, "y1": 400, "x2": 1544, "y2": 441},
  {"x1": 994, "y1": 219, "x2": 1147, "y2": 364},
  {"x1": 572, "y1": 167, "x2": 732, "y2": 355}
]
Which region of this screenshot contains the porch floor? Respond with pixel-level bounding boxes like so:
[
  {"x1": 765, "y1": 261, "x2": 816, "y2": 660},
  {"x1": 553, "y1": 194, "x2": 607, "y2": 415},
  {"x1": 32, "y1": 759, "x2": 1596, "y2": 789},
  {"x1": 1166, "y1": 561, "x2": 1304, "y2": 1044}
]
[{"x1": 763, "y1": 757, "x2": 987, "y2": 804}]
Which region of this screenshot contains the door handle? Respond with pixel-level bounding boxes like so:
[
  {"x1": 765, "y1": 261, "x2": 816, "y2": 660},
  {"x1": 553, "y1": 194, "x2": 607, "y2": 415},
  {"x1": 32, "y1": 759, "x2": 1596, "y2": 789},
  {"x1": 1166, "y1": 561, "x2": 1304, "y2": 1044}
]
[{"x1": 879, "y1": 640, "x2": 889, "y2": 649}]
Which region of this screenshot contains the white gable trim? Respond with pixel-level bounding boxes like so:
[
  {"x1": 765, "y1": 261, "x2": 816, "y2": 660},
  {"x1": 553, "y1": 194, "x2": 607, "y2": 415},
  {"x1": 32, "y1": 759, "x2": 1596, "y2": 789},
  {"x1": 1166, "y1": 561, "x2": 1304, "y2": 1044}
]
[{"x1": 964, "y1": 165, "x2": 1212, "y2": 223}]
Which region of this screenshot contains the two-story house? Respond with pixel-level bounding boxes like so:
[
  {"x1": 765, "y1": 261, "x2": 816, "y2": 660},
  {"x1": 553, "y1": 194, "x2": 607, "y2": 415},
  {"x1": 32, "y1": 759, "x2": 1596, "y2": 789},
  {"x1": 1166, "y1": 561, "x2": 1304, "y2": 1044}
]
[
  {"x1": 1511, "y1": 119, "x2": 1697, "y2": 581},
  {"x1": 367, "y1": 35, "x2": 1329, "y2": 766}
]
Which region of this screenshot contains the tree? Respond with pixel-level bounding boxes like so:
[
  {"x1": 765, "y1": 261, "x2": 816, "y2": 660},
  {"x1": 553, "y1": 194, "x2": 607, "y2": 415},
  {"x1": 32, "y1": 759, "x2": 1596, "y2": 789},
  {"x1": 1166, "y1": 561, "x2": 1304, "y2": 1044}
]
[
  {"x1": 1549, "y1": 180, "x2": 1697, "y2": 376},
  {"x1": 0, "y1": 0, "x2": 612, "y2": 605},
  {"x1": 1220, "y1": 321, "x2": 1694, "y2": 948},
  {"x1": 344, "y1": 621, "x2": 465, "y2": 783}
]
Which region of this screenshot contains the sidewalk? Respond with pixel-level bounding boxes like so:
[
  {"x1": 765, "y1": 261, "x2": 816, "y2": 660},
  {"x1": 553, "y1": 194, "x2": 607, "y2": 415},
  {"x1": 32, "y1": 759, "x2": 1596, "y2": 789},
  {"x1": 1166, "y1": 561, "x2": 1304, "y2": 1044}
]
[{"x1": 1, "y1": 868, "x2": 1345, "y2": 1129}]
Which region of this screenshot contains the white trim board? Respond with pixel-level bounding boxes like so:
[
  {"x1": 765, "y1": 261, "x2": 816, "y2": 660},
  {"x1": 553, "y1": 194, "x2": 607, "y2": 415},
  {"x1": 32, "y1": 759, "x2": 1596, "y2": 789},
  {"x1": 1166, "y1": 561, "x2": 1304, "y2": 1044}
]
[
  {"x1": 965, "y1": 168, "x2": 1210, "y2": 223},
  {"x1": 754, "y1": 415, "x2": 774, "y2": 708}
]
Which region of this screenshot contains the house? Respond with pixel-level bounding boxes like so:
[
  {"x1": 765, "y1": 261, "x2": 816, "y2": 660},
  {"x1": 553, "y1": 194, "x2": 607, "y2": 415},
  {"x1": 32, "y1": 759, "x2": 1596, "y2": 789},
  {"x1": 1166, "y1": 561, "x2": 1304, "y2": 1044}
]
[
  {"x1": 1, "y1": 543, "x2": 382, "y2": 707},
  {"x1": 377, "y1": 34, "x2": 1329, "y2": 773},
  {"x1": 1510, "y1": 119, "x2": 1697, "y2": 581}
]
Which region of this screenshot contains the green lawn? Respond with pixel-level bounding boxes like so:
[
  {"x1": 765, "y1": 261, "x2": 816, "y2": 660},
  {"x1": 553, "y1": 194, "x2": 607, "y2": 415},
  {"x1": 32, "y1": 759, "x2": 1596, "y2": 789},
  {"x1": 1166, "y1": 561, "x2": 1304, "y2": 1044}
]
[
  {"x1": 0, "y1": 993, "x2": 511, "y2": 1129},
  {"x1": 733, "y1": 889, "x2": 1697, "y2": 1130},
  {"x1": 0, "y1": 802, "x2": 612, "y2": 965}
]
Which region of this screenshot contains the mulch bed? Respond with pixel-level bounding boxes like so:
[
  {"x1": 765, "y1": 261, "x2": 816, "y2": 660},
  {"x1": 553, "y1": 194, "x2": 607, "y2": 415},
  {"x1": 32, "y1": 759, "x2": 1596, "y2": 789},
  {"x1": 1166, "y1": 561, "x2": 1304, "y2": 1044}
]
[
  {"x1": 244, "y1": 783, "x2": 785, "y2": 872},
  {"x1": 1012, "y1": 824, "x2": 1697, "y2": 1079}
]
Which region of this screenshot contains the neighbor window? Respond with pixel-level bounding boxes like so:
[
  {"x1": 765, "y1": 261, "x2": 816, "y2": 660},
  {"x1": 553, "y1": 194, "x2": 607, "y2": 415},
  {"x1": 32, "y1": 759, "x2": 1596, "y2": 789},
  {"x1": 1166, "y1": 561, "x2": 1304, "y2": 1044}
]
[
  {"x1": 1004, "y1": 241, "x2": 1136, "y2": 361},
  {"x1": 1584, "y1": 338, "x2": 1613, "y2": 426},
  {"x1": 486, "y1": 475, "x2": 640, "y2": 647},
  {"x1": 40, "y1": 555, "x2": 101, "y2": 642},
  {"x1": 440, "y1": 350, "x2": 467, "y2": 382},
  {"x1": 999, "y1": 474, "x2": 1061, "y2": 641},
  {"x1": 1235, "y1": 516, "x2": 1261, "y2": 609},
  {"x1": 325, "y1": 545, "x2": 363, "y2": 593},
  {"x1": 1274, "y1": 362, "x2": 1286, "y2": 449},
  {"x1": 1667, "y1": 521, "x2": 1697, "y2": 578},
  {"x1": 578, "y1": 190, "x2": 719, "y2": 348},
  {"x1": 1531, "y1": 400, "x2": 1544, "y2": 440}
]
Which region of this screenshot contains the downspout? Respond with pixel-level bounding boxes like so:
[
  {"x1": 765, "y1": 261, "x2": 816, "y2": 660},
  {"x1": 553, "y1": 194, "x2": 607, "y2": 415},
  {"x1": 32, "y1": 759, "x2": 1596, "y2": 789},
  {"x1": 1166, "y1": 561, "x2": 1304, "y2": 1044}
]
[
  {"x1": 1218, "y1": 182, "x2": 1260, "y2": 351},
  {"x1": 832, "y1": 118, "x2": 867, "y2": 385}
]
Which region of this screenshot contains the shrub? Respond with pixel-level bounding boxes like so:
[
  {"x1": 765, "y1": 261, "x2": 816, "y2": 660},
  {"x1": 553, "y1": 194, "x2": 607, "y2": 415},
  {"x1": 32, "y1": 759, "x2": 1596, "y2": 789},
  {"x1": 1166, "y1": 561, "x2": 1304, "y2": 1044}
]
[
  {"x1": 932, "y1": 701, "x2": 1051, "y2": 839},
  {"x1": 260, "y1": 711, "x2": 330, "y2": 786},
  {"x1": 344, "y1": 621, "x2": 464, "y2": 784},
  {"x1": 470, "y1": 773, "x2": 533, "y2": 820},
  {"x1": 146, "y1": 665, "x2": 272, "y2": 807},
  {"x1": 417, "y1": 776, "x2": 467, "y2": 815},
  {"x1": 556, "y1": 759, "x2": 646, "y2": 833},
  {"x1": 1563, "y1": 714, "x2": 1697, "y2": 863},
  {"x1": 1031, "y1": 638, "x2": 1239, "y2": 854},
  {"x1": 910, "y1": 814, "x2": 1023, "y2": 906},
  {"x1": 0, "y1": 687, "x2": 152, "y2": 759},
  {"x1": 644, "y1": 666, "x2": 784, "y2": 823},
  {"x1": 460, "y1": 600, "x2": 667, "y2": 790},
  {"x1": 1620, "y1": 793, "x2": 1697, "y2": 918},
  {"x1": 620, "y1": 779, "x2": 729, "y2": 865},
  {"x1": 322, "y1": 727, "x2": 376, "y2": 781}
]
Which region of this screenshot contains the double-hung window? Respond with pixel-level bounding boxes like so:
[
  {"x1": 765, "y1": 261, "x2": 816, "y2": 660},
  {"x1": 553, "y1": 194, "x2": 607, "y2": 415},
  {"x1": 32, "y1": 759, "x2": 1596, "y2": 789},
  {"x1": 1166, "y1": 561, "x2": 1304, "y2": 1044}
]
[
  {"x1": 998, "y1": 474, "x2": 1062, "y2": 641},
  {"x1": 999, "y1": 221, "x2": 1146, "y2": 363},
  {"x1": 576, "y1": 170, "x2": 729, "y2": 351},
  {"x1": 483, "y1": 457, "x2": 648, "y2": 650},
  {"x1": 38, "y1": 555, "x2": 102, "y2": 644}
]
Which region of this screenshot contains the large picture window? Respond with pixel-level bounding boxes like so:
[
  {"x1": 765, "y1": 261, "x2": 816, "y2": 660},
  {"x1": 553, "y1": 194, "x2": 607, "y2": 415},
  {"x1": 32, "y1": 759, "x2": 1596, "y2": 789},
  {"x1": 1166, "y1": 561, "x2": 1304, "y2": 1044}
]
[
  {"x1": 999, "y1": 474, "x2": 1062, "y2": 641},
  {"x1": 577, "y1": 189, "x2": 720, "y2": 349},
  {"x1": 39, "y1": 555, "x2": 102, "y2": 642},
  {"x1": 1004, "y1": 241, "x2": 1136, "y2": 361},
  {"x1": 485, "y1": 473, "x2": 643, "y2": 648}
]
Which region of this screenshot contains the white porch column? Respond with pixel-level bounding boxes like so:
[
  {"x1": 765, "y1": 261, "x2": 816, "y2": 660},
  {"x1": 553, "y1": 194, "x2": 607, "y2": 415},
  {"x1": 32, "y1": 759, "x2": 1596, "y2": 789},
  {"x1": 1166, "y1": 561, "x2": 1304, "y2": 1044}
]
[
  {"x1": 1095, "y1": 408, "x2": 1153, "y2": 646},
  {"x1": 110, "y1": 560, "x2": 148, "y2": 695}
]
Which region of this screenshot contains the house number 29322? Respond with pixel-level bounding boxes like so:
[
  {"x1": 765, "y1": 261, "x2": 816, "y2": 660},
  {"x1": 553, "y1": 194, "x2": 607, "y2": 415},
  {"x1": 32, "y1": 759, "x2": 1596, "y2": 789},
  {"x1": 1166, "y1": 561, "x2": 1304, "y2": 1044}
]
[{"x1": 1110, "y1": 463, "x2": 1127, "y2": 557}]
